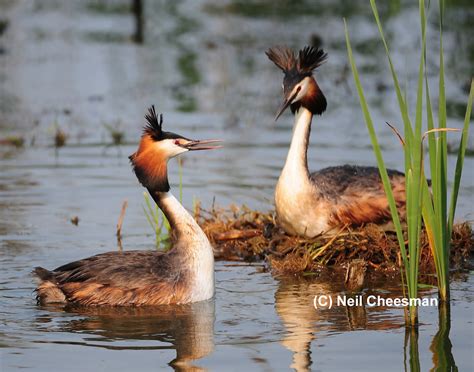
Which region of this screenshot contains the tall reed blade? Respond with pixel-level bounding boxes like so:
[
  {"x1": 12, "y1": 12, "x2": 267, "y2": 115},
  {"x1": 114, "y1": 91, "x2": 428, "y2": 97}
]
[
  {"x1": 345, "y1": 0, "x2": 473, "y2": 324},
  {"x1": 448, "y1": 80, "x2": 473, "y2": 237},
  {"x1": 343, "y1": 20, "x2": 406, "y2": 265},
  {"x1": 354, "y1": 0, "x2": 471, "y2": 308}
]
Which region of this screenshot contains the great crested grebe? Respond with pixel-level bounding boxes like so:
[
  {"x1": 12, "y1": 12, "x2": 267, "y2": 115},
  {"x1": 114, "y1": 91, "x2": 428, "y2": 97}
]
[
  {"x1": 34, "y1": 106, "x2": 221, "y2": 306},
  {"x1": 266, "y1": 46, "x2": 406, "y2": 238}
]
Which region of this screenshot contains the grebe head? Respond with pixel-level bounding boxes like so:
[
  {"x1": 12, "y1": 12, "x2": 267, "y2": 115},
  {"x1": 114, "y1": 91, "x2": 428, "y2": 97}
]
[
  {"x1": 266, "y1": 45, "x2": 327, "y2": 120},
  {"x1": 130, "y1": 105, "x2": 221, "y2": 192}
]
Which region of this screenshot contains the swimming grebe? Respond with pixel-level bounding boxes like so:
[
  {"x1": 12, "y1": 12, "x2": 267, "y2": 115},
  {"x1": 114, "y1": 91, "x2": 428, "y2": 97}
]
[
  {"x1": 34, "y1": 106, "x2": 221, "y2": 306},
  {"x1": 266, "y1": 46, "x2": 406, "y2": 238}
]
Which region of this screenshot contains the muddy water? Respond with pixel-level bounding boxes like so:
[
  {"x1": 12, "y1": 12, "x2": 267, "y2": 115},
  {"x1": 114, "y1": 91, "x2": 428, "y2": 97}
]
[{"x1": 0, "y1": 0, "x2": 473, "y2": 371}]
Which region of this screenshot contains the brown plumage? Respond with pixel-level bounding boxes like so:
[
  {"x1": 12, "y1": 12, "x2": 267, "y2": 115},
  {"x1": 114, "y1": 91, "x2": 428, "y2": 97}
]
[
  {"x1": 265, "y1": 46, "x2": 297, "y2": 72},
  {"x1": 34, "y1": 251, "x2": 192, "y2": 306},
  {"x1": 298, "y1": 77, "x2": 326, "y2": 116},
  {"x1": 266, "y1": 45, "x2": 327, "y2": 75},
  {"x1": 34, "y1": 106, "x2": 219, "y2": 306},
  {"x1": 310, "y1": 165, "x2": 406, "y2": 227}
]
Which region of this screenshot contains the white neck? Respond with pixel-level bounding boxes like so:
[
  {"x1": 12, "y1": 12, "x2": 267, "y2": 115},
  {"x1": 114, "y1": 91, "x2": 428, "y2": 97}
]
[
  {"x1": 281, "y1": 107, "x2": 313, "y2": 183},
  {"x1": 155, "y1": 191, "x2": 206, "y2": 242},
  {"x1": 154, "y1": 191, "x2": 215, "y2": 301},
  {"x1": 275, "y1": 107, "x2": 331, "y2": 237},
  {"x1": 155, "y1": 192, "x2": 198, "y2": 238}
]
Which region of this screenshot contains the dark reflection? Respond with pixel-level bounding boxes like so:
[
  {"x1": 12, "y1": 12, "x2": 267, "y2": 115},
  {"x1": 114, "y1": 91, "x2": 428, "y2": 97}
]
[
  {"x1": 402, "y1": 302, "x2": 457, "y2": 372},
  {"x1": 36, "y1": 300, "x2": 215, "y2": 371},
  {"x1": 274, "y1": 276, "x2": 404, "y2": 371},
  {"x1": 158, "y1": 1, "x2": 201, "y2": 112},
  {"x1": 429, "y1": 303, "x2": 458, "y2": 372},
  {"x1": 404, "y1": 328, "x2": 420, "y2": 372},
  {"x1": 204, "y1": 0, "x2": 400, "y2": 19},
  {"x1": 133, "y1": 0, "x2": 144, "y2": 44},
  {"x1": 345, "y1": 296, "x2": 367, "y2": 329}
]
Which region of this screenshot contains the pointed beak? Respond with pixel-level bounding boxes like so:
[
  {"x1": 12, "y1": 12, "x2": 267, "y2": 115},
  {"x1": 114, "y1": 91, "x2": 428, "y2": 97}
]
[
  {"x1": 182, "y1": 139, "x2": 223, "y2": 151},
  {"x1": 274, "y1": 91, "x2": 298, "y2": 121}
]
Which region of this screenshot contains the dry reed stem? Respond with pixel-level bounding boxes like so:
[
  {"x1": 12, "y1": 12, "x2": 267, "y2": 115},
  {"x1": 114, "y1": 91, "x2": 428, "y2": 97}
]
[{"x1": 116, "y1": 200, "x2": 128, "y2": 238}]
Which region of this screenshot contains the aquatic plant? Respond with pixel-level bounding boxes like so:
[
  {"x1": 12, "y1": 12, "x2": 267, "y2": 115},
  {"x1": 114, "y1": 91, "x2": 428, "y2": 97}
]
[
  {"x1": 142, "y1": 159, "x2": 184, "y2": 249},
  {"x1": 143, "y1": 191, "x2": 170, "y2": 249},
  {"x1": 86, "y1": 0, "x2": 132, "y2": 14},
  {"x1": 403, "y1": 301, "x2": 457, "y2": 371},
  {"x1": 344, "y1": 0, "x2": 473, "y2": 325},
  {"x1": 53, "y1": 123, "x2": 67, "y2": 156},
  {"x1": 103, "y1": 122, "x2": 125, "y2": 146},
  {"x1": 116, "y1": 200, "x2": 128, "y2": 250},
  {"x1": 404, "y1": 328, "x2": 421, "y2": 372},
  {"x1": 0, "y1": 135, "x2": 25, "y2": 148}
]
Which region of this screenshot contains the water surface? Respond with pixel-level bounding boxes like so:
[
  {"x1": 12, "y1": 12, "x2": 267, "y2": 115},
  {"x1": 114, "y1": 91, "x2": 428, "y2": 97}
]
[{"x1": 1, "y1": 0, "x2": 473, "y2": 370}]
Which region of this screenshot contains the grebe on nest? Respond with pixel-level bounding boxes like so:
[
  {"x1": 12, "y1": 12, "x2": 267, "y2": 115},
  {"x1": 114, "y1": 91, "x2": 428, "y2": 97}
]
[
  {"x1": 34, "y1": 106, "x2": 221, "y2": 306},
  {"x1": 266, "y1": 46, "x2": 406, "y2": 238}
]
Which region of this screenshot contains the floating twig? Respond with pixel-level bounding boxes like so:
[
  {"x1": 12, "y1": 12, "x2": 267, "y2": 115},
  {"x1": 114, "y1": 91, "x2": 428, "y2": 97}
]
[{"x1": 116, "y1": 200, "x2": 128, "y2": 251}]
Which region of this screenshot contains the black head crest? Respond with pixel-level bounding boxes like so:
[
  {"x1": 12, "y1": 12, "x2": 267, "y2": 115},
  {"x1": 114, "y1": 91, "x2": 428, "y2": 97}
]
[
  {"x1": 297, "y1": 46, "x2": 327, "y2": 74},
  {"x1": 266, "y1": 45, "x2": 327, "y2": 76},
  {"x1": 144, "y1": 105, "x2": 163, "y2": 140}
]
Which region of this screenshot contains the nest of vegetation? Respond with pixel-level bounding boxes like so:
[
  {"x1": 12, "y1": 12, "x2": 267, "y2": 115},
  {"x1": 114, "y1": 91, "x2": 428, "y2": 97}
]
[{"x1": 195, "y1": 203, "x2": 473, "y2": 277}]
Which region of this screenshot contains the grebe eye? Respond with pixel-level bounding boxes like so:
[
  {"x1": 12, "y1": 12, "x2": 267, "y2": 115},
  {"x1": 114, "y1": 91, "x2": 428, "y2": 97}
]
[{"x1": 174, "y1": 140, "x2": 180, "y2": 145}]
